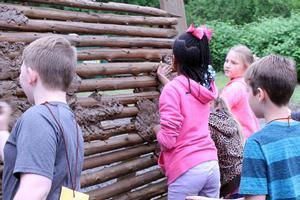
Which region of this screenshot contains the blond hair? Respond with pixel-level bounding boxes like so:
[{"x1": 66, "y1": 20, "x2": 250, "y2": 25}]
[
  {"x1": 229, "y1": 45, "x2": 254, "y2": 69},
  {"x1": 22, "y1": 36, "x2": 77, "y2": 91}
]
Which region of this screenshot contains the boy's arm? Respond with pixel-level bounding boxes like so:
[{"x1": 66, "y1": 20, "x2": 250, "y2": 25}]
[
  {"x1": 244, "y1": 195, "x2": 266, "y2": 200},
  {"x1": 13, "y1": 173, "x2": 52, "y2": 200}
]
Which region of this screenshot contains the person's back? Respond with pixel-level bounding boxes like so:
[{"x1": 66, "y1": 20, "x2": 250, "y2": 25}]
[
  {"x1": 3, "y1": 103, "x2": 84, "y2": 200},
  {"x1": 241, "y1": 120, "x2": 300, "y2": 198},
  {"x1": 240, "y1": 54, "x2": 299, "y2": 200},
  {"x1": 209, "y1": 97, "x2": 243, "y2": 198},
  {"x1": 0, "y1": 36, "x2": 84, "y2": 199},
  {"x1": 153, "y1": 24, "x2": 220, "y2": 200}
]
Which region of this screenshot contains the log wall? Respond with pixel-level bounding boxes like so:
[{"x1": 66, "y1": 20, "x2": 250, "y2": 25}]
[{"x1": 0, "y1": 1, "x2": 175, "y2": 199}]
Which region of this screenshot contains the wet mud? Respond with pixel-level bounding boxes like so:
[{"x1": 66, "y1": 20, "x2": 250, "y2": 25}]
[
  {"x1": 0, "y1": 6, "x2": 28, "y2": 25},
  {"x1": 134, "y1": 99, "x2": 159, "y2": 142},
  {"x1": 73, "y1": 99, "x2": 124, "y2": 137},
  {"x1": 0, "y1": 42, "x2": 26, "y2": 80}
]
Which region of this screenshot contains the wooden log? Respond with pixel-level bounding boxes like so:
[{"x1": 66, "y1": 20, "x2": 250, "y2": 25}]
[
  {"x1": 84, "y1": 133, "x2": 144, "y2": 156},
  {"x1": 78, "y1": 76, "x2": 158, "y2": 92},
  {"x1": 83, "y1": 143, "x2": 157, "y2": 170},
  {"x1": 77, "y1": 91, "x2": 160, "y2": 106},
  {"x1": 88, "y1": 169, "x2": 164, "y2": 200},
  {"x1": 0, "y1": 32, "x2": 173, "y2": 48},
  {"x1": 81, "y1": 155, "x2": 157, "y2": 187},
  {"x1": 0, "y1": 19, "x2": 177, "y2": 38},
  {"x1": 104, "y1": 106, "x2": 138, "y2": 121},
  {"x1": 83, "y1": 123, "x2": 136, "y2": 142},
  {"x1": 25, "y1": 0, "x2": 172, "y2": 17},
  {"x1": 76, "y1": 62, "x2": 159, "y2": 78},
  {"x1": 115, "y1": 179, "x2": 167, "y2": 200},
  {"x1": 2, "y1": 3, "x2": 177, "y2": 26},
  {"x1": 77, "y1": 48, "x2": 172, "y2": 61}
]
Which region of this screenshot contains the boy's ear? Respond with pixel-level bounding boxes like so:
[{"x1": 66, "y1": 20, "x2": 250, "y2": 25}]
[
  {"x1": 27, "y1": 67, "x2": 38, "y2": 85},
  {"x1": 257, "y1": 87, "x2": 266, "y2": 102}
]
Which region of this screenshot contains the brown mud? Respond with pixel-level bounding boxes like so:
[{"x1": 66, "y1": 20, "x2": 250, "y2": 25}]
[
  {"x1": 0, "y1": 6, "x2": 28, "y2": 25},
  {"x1": 0, "y1": 42, "x2": 26, "y2": 80},
  {"x1": 134, "y1": 99, "x2": 159, "y2": 142},
  {"x1": 73, "y1": 99, "x2": 124, "y2": 137}
]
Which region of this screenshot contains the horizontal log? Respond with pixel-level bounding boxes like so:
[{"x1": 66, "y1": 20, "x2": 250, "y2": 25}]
[
  {"x1": 0, "y1": 32, "x2": 173, "y2": 48},
  {"x1": 115, "y1": 179, "x2": 167, "y2": 200},
  {"x1": 78, "y1": 76, "x2": 158, "y2": 92},
  {"x1": 88, "y1": 169, "x2": 164, "y2": 200},
  {"x1": 0, "y1": 31, "x2": 173, "y2": 48},
  {"x1": 77, "y1": 48, "x2": 172, "y2": 61},
  {"x1": 81, "y1": 155, "x2": 156, "y2": 187},
  {"x1": 83, "y1": 123, "x2": 136, "y2": 142},
  {"x1": 83, "y1": 143, "x2": 157, "y2": 170},
  {"x1": 77, "y1": 91, "x2": 160, "y2": 106},
  {"x1": 25, "y1": 0, "x2": 172, "y2": 17},
  {"x1": 3, "y1": 4, "x2": 177, "y2": 26},
  {"x1": 76, "y1": 62, "x2": 159, "y2": 78},
  {"x1": 84, "y1": 133, "x2": 144, "y2": 156},
  {"x1": 0, "y1": 19, "x2": 177, "y2": 38}
]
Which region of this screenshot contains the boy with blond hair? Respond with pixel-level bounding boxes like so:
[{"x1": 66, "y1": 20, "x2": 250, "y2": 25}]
[
  {"x1": 0, "y1": 36, "x2": 84, "y2": 200},
  {"x1": 239, "y1": 54, "x2": 300, "y2": 199}
]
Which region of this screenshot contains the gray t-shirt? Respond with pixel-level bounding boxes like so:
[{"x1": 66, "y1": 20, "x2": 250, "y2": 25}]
[{"x1": 2, "y1": 102, "x2": 84, "y2": 200}]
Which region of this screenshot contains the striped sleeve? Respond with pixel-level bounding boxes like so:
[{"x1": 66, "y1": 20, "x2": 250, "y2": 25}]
[{"x1": 239, "y1": 138, "x2": 268, "y2": 195}]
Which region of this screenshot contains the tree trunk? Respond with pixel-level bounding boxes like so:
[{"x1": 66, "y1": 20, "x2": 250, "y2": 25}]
[
  {"x1": 81, "y1": 155, "x2": 157, "y2": 187},
  {"x1": 0, "y1": 32, "x2": 173, "y2": 48},
  {"x1": 25, "y1": 0, "x2": 172, "y2": 16},
  {"x1": 0, "y1": 19, "x2": 177, "y2": 38},
  {"x1": 83, "y1": 143, "x2": 157, "y2": 170},
  {"x1": 78, "y1": 76, "x2": 158, "y2": 92},
  {"x1": 3, "y1": 3, "x2": 177, "y2": 26},
  {"x1": 88, "y1": 169, "x2": 164, "y2": 200}
]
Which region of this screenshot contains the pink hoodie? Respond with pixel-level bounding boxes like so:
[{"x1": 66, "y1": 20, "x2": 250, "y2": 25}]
[
  {"x1": 221, "y1": 77, "x2": 260, "y2": 139},
  {"x1": 157, "y1": 75, "x2": 218, "y2": 185}
]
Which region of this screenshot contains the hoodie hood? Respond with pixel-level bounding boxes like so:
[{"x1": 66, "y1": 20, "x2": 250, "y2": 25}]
[{"x1": 174, "y1": 75, "x2": 218, "y2": 104}]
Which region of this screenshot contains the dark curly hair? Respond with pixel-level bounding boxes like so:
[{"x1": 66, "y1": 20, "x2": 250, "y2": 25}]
[{"x1": 172, "y1": 32, "x2": 212, "y2": 87}]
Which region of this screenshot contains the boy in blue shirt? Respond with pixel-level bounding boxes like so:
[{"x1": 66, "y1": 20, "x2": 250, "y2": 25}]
[{"x1": 240, "y1": 54, "x2": 300, "y2": 200}]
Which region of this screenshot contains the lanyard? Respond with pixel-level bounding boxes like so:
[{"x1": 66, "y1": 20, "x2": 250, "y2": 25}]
[{"x1": 43, "y1": 102, "x2": 79, "y2": 194}]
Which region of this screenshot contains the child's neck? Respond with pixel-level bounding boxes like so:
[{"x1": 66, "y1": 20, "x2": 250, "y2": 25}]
[
  {"x1": 33, "y1": 84, "x2": 67, "y2": 105},
  {"x1": 264, "y1": 104, "x2": 291, "y2": 124}
]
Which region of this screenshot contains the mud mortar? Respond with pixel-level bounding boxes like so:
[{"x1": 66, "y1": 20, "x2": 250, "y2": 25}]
[
  {"x1": 0, "y1": 6, "x2": 28, "y2": 25},
  {"x1": 73, "y1": 100, "x2": 124, "y2": 137},
  {"x1": 134, "y1": 99, "x2": 159, "y2": 142},
  {"x1": 0, "y1": 42, "x2": 26, "y2": 80}
]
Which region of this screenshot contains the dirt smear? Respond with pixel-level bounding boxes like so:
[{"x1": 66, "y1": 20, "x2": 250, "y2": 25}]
[
  {"x1": 0, "y1": 6, "x2": 28, "y2": 25},
  {"x1": 134, "y1": 99, "x2": 159, "y2": 142},
  {"x1": 0, "y1": 42, "x2": 26, "y2": 80},
  {"x1": 73, "y1": 99, "x2": 124, "y2": 137}
]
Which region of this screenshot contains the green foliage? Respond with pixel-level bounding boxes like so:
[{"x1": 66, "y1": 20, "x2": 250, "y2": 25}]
[
  {"x1": 192, "y1": 13, "x2": 300, "y2": 81},
  {"x1": 186, "y1": 0, "x2": 291, "y2": 25}
]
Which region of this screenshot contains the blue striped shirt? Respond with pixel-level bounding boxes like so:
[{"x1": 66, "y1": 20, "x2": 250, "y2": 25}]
[{"x1": 239, "y1": 121, "x2": 300, "y2": 200}]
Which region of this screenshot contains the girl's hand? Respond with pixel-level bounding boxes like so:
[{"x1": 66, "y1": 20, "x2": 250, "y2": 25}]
[
  {"x1": 0, "y1": 102, "x2": 11, "y2": 131},
  {"x1": 157, "y1": 63, "x2": 172, "y2": 85},
  {"x1": 152, "y1": 125, "x2": 161, "y2": 135}
]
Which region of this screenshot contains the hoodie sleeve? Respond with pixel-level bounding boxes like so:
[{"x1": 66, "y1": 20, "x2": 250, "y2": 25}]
[{"x1": 157, "y1": 84, "x2": 183, "y2": 151}]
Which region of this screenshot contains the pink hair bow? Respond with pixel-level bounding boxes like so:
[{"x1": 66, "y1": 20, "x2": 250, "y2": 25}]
[{"x1": 186, "y1": 24, "x2": 213, "y2": 42}]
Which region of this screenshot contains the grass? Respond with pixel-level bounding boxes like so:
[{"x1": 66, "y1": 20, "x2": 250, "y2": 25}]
[{"x1": 215, "y1": 72, "x2": 300, "y2": 104}]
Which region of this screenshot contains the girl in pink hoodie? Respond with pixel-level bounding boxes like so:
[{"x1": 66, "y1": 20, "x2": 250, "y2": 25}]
[
  {"x1": 154, "y1": 24, "x2": 220, "y2": 199},
  {"x1": 221, "y1": 45, "x2": 260, "y2": 139}
]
